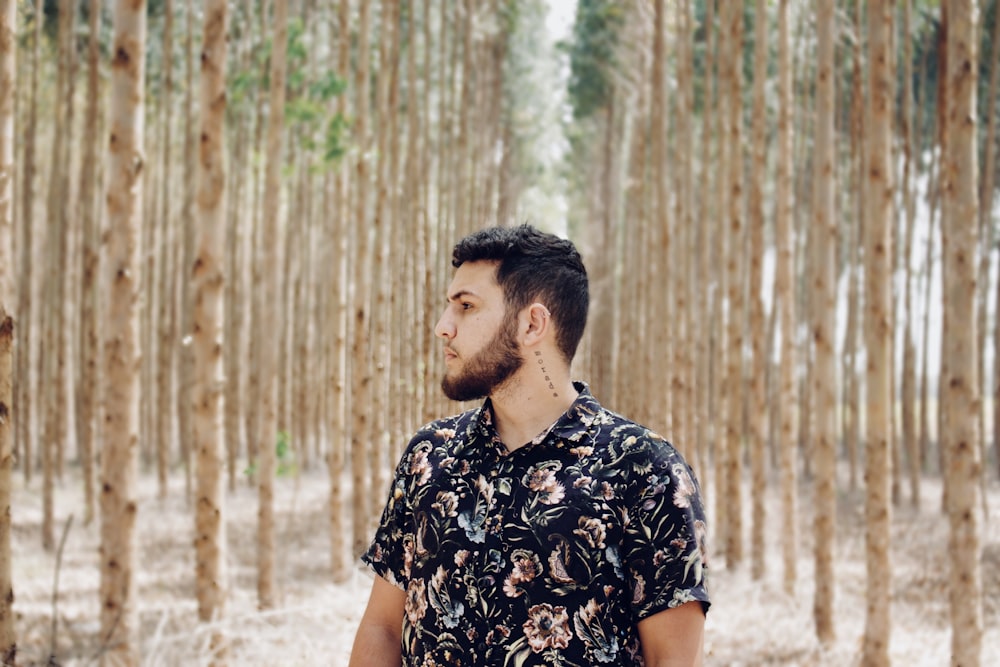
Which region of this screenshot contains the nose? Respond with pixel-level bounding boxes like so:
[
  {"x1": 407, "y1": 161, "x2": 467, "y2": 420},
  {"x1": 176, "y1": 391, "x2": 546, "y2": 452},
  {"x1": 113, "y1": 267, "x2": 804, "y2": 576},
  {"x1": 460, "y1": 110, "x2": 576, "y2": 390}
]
[{"x1": 434, "y1": 309, "x2": 455, "y2": 340}]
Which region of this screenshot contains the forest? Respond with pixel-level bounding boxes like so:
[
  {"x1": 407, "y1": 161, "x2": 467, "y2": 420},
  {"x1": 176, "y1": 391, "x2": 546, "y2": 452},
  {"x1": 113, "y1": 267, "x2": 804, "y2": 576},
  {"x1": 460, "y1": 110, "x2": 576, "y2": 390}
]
[{"x1": 0, "y1": 0, "x2": 998, "y2": 665}]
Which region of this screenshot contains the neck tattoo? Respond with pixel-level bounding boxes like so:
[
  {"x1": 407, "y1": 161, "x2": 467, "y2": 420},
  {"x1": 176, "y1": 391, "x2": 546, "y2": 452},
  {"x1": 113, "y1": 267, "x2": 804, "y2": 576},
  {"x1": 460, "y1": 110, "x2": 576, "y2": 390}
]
[{"x1": 534, "y1": 350, "x2": 559, "y2": 398}]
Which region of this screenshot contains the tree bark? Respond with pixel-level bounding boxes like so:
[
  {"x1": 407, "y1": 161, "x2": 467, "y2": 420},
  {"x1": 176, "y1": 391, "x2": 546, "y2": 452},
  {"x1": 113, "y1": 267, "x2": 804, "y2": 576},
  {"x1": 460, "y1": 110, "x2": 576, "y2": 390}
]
[
  {"x1": 15, "y1": 0, "x2": 42, "y2": 487},
  {"x1": 0, "y1": 0, "x2": 17, "y2": 658},
  {"x1": 719, "y1": 0, "x2": 745, "y2": 569},
  {"x1": 812, "y1": 0, "x2": 837, "y2": 646},
  {"x1": 156, "y1": 0, "x2": 176, "y2": 500},
  {"x1": 176, "y1": 0, "x2": 197, "y2": 502},
  {"x1": 941, "y1": 1, "x2": 984, "y2": 663},
  {"x1": 747, "y1": 0, "x2": 769, "y2": 582},
  {"x1": 774, "y1": 0, "x2": 797, "y2": 597},
  {"x1": 100, "y1": 0, "x2": 146, "y2": 662},
  {"x1": 76, "y1": 0, "x2": 102, "y2": 524},
  {"x1": 900, "y1": 0, "x2": 921, "y2": 509},
  {"x1": 193, "y1": 0, "x2": 229, "y2": 659},
  {"x1": 862, "y1": 2, "x2": 894, "y2": 664},
  {"x1": 327, "y1": 0, "x2": 351, "y2": 584},
  {"x1": 350, "y1": 0, "x2": 374, "y2": 558},
  {"x1": 257, "y1": 0, "x2": 288, "y2": 611}
]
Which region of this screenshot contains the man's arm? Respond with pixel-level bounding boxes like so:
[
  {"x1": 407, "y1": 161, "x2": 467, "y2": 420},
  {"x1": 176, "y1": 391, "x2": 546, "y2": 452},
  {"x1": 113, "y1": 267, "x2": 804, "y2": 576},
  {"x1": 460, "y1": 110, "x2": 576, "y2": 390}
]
[
  {"x1": 636, "y1": 600, "x2": 706, "y2": 667},
  {"x1": 348, "y1": 575, "x2": 407, "y2": 667}
]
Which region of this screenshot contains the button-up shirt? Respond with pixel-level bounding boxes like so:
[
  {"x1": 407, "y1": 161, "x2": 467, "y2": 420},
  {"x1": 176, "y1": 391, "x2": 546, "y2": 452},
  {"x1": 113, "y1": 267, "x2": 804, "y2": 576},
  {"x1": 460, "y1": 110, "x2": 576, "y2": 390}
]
[{"x1": 362, "y1": 383, "x2": 711, "y2": 666}]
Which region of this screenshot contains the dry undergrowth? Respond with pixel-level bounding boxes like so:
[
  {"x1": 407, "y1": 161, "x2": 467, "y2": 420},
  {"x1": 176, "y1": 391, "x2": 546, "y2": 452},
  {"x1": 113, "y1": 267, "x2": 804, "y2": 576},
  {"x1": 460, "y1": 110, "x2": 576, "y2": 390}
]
[{"x1": 11, "y1": 465, "x2": 1000, "y2": 666}]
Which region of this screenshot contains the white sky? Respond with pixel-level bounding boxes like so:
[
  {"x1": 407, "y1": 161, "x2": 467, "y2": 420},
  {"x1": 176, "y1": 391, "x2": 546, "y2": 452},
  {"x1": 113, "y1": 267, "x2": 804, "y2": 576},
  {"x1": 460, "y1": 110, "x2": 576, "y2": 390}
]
[{"x1": 545, "y1": 0, "x2": 577, "y2": 41}]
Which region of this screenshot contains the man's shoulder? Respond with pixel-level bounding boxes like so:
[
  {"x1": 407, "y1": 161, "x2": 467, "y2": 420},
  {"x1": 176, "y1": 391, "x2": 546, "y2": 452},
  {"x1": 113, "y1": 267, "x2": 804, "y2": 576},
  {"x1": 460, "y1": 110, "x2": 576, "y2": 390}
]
[
  {"x1": 591, "y1": 409, "x2": 687, "y2": 464},
  {"x1": 408, "y1": 407, "x2": 482, "y2": 447}
]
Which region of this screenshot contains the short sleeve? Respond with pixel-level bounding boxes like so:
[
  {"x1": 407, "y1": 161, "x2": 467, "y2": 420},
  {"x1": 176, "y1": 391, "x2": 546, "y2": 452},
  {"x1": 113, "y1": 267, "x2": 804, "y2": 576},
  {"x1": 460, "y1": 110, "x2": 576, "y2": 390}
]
[
  {"x1": 621, "y1": 436, "x2": 711, "y2": 620},
  {"x1": 360, "y1": 435, "x2": 420, "y2": 589}
]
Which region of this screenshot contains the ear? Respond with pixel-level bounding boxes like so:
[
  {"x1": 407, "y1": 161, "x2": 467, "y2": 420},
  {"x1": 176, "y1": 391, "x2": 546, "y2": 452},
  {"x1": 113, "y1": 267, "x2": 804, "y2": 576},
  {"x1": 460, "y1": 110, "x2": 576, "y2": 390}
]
[{"x1": 521, "y1": 303, "x2": 551, "y2": 348}]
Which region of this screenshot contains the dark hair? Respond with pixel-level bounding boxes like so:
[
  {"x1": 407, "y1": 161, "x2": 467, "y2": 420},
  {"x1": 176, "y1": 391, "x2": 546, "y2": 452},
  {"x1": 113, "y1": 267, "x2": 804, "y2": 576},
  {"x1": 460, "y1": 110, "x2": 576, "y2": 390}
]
[{"x1": 452, "y1": 224, "x2": 589, "y2": 363}]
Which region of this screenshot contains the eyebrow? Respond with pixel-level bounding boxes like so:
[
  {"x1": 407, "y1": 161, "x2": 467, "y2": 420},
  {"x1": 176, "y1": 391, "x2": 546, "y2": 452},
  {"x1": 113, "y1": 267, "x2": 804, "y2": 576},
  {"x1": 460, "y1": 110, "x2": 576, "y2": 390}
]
[{"x1": 447, "y1": 289, "x2": 479, "y2": 303}]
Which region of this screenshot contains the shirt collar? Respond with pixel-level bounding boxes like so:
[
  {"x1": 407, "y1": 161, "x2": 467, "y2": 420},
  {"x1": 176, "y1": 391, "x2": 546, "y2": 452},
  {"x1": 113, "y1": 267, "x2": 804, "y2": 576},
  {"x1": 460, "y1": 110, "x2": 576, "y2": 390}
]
[{"x1": 472, "y1": 381, "x2": 603, "y2": 451}]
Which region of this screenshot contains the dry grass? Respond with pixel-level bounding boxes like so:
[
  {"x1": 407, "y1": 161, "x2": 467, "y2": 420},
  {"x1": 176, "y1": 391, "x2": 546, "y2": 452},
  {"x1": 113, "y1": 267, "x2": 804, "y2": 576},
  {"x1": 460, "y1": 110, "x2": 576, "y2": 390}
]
[{"x1": 11, "y1": 465, "x2": 1000, "y2": 666}]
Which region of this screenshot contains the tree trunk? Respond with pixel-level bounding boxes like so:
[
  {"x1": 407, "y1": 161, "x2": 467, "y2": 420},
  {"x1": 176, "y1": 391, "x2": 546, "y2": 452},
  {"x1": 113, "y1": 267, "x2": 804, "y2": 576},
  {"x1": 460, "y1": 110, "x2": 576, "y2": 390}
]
[
  {"x1": 256, "y1": 0, "x2": 288, "y2": 612},
  {"x1": 747, "y1": 0, "x2": 768, "y2": 582},
  {"x1": 861, "y1": 2, "x2": 894, "y2": 663},
  {"x1": 193, "y1": 0, "x2": 229, "y2": 659},
  {"x1": 774, "y1": 0, "x2": 797, "y2": 597},
  {"x1": 719, "y1": 0, "x2": 744, "y2": 568},
  {"x1": 900, "y1": 0, "x2": 921, "y2": 509},
  {"x1": 100, "y1": 0, "x2": 146, "y2": 662},
  {"x1": 42, "y1": 0, "x2": 76, "y2": 552},
  {"x1": 327, "y1": 0, "x2": 351, "y2": 584},
  {"x1": 76, "y1": 0, "x2": 102, "y2": 524},
  {"x1": 697, "y1": 0, "x2": 717, "y2": 503},
  {"x1": 0, "y1": 0, "x2": 17, "y2": 658},
  {"x1": 156, "y1": 0, "x2": 175, "y2": 500},
  {"x1": 675, "y1": 0, "x2": 694, "y2": 467},
  {"x1": 812, "y1": 0, "x2": 837, "y2": 646},
  {"x1": 843, "y1": 0, "x2": 865, "y2": 493},
  {"x1": 176, "y1": 0, "x2": 197, "y2": 502},
  {"x1": 941, "y1": 1, "x2": 984, "y2": 663},
  {"x1": 15, "y1": 0, "x2": 42, "y2": 487},
  {"x1": 350, "y1": 0, "x2": 374, "y2": 558}
]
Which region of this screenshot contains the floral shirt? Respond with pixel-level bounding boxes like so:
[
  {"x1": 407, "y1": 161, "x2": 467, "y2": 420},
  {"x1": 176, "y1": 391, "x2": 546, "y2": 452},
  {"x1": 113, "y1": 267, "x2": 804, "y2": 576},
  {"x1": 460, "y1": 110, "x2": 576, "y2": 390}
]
[{"x1": 362, "y1": 383, "x2": 710, "y2": 667}]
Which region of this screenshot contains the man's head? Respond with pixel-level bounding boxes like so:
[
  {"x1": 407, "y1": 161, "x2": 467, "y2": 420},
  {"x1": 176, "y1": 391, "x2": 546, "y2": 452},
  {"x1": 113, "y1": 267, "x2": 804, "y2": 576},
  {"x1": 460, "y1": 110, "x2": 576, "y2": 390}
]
[{"x1": 450, "y1": 224, "x2": 590, "y2": 364}]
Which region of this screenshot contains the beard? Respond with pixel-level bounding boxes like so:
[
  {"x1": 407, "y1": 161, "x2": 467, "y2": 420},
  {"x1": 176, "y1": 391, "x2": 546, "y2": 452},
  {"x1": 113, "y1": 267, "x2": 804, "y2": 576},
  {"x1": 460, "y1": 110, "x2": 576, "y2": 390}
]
[{"x1": 441, "y1": 315, "x2": 523, "y2": 402}]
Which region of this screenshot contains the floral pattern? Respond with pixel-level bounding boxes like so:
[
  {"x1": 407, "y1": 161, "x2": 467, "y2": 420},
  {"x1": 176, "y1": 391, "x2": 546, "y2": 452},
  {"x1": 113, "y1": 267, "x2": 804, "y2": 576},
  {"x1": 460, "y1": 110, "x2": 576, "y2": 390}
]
[{"x1": 362, "y1": 383, "x2": 710, "y2": 666}]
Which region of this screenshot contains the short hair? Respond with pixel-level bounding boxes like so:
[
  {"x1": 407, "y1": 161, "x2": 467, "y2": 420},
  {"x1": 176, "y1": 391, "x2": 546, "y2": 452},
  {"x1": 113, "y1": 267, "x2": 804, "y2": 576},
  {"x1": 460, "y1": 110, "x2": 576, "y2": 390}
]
[{"x1": 451, "y1": 224, "x2": 589, "y2": 363}]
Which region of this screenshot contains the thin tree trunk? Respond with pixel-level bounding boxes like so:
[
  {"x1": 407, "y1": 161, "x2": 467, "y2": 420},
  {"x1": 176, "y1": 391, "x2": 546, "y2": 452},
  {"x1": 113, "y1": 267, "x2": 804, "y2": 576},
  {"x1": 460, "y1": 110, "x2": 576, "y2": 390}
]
[
  {"x1": 16, "y1": 0, "x2": 42, "y2": 486},
  {"x1": 719, "y1": 0, "x2": 745, "y2": 569},
  {"x1": 748, "y1": 0, "x2": 769, "y2": 583},
  {"x1": 697, "y1": 0, "x2": 717, "y2": 504},
  {"x1": 844, "y1": 0, "x2": 865, "y2": 493},
  {"x1": 676, "y1": 0, "x2": 695, "y2": 467},
  {"x1": 327, "y1": 0, "x2": 351, "y2": 584},
  {"x1": 178, "y1": 0, "x2": 198, "y2": 501},
  {"x1": 100, "y1": 0, "x2": 146, "y2": 661},
  {"x1": 812, "y1": 0, "x2": 837, "y2": 646},
  {"x1": 193, "y1": 0, "x2": 229, "y2": 659},
  {"x1": 156, "y1": 0, "x2": 175, "y2": 499},
  {"x1": 900, "y1": 0, "x2": 921, "y2": 509},
  {"x1": 76, "y1": 0, "x2": 102, "y2": 524},
  {"x1": 861, "y1": 2, "x2": 894, "y2": 663},
  {"x1": 42, "y1": 0, "x2": 76, "y2": 552},
  {"x1": 941, "y1": 1, "x2": 984, "y2": 663},
  {"x1": 350, "y1": 0, "x2": 374, "y2": 558},
  {"x1": 0, "y1": 0, "x2": 17, "y2": 658},
  {"x1": 257, "y1": 0, "x2": 288, "y2": 611},
  {"x1": 775, "y1": 0, "x2": 797, "y2": 597}
]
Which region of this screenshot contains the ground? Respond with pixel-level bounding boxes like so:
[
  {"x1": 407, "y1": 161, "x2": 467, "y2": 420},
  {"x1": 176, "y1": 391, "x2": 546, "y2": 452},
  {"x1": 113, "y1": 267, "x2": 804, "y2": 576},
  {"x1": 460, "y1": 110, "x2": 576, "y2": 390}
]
[{"x1": 11, "y1": 465, "x2": 1000, "y2": 666}]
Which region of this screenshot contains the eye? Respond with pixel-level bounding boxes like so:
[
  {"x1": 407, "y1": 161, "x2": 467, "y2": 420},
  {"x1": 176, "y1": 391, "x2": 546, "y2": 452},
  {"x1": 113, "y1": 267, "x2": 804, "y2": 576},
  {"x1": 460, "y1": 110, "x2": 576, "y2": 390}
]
[{"x1": 460, "y1": 302, "x2": 473, "y2": 311}]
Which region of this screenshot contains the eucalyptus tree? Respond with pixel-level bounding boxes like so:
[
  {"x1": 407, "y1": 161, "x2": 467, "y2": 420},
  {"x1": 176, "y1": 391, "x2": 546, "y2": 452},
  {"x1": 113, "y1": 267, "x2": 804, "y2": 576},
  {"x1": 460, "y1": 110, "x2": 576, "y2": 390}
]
[
  {"x1": 941, "y1": 0, "x2": 984, "y2": 663},
  {"x1": 0, "y1": 0, "x2": 16, "y2": 659},
  {"x1": 101, "y1": 0, "x2": 147, "y2": 661},
  {"x1": 747, "y1": 0, "x2": 769, "y2": 583},
  {"x1": 774, "y1": 0, "x2": 798, "y2": 596},
  {"x1": 718, "y1": 0, "x2": 745, "y2": 569},
  {"x1": 77, "y1": 0, "x2": 103, "y2": 524},
  {"x1": 811, "y1": 0, "x2": 837, "y2": 644},
  {"x1": 257, "y1": 0, "x2": 289, "y2": 612},
  {"x1": 863, "y1": 1, "x2": 895, "y2": 663}
]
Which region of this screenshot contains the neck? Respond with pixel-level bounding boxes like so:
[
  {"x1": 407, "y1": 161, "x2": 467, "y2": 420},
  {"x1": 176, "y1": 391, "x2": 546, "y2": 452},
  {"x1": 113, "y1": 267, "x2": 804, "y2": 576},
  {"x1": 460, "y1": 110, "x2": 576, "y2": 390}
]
[{"x1": 489, "y1": 367, "x2": 578, "y2": 452}]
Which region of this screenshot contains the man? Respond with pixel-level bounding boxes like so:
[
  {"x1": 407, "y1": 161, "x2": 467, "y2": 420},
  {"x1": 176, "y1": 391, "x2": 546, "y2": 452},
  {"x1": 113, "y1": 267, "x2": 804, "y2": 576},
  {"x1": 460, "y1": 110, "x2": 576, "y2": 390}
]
[{"x1": 350, "y1": 225, "x2": 710, "y2": 666}]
